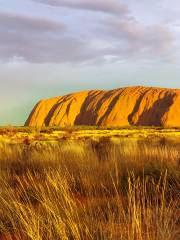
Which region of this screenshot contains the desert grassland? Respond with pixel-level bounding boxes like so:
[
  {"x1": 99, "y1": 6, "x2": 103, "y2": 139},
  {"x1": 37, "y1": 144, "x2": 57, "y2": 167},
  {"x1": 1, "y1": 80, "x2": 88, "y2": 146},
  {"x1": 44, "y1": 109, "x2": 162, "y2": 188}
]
[
  {"x1": 0, "y1": 127, "x2": 179, "y2": 240},
  {"x1": 1, "y1": 126, "x2": 180, "y2": 143}
]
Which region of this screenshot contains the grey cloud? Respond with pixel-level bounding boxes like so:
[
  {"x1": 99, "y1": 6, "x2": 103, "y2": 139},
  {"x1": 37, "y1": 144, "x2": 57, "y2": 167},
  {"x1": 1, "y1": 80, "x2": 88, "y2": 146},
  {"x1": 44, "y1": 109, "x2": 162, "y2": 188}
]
[
  {"x1": 30, "y1": 0, "x2": 174, "y2": 62},
  {"x1": 0, "y1": 8, "x2": 174, "y2": 64},
  {"x1": 31, "y1": 0, "x2": 129, "y2": 15},
  {"x1": 96, "y1": 18, "x2": 173, "y2": 60},
  {"x1": 0, "y1": 12, "x2": 65, "y2": 32},
  {"x1": 0, "y1": 12, "x2": 97, "y2": 63}
]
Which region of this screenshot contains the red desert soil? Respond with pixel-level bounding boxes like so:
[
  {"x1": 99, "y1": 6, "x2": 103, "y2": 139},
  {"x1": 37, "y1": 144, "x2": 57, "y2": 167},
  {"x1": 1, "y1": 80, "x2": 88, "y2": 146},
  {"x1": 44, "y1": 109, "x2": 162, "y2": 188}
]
[
  {"x1": 25, "y1": 86, "x2": 180, "y2": 127},
  {"x1": 0, "y1": 233, "x2": 24, "y2": 240}
]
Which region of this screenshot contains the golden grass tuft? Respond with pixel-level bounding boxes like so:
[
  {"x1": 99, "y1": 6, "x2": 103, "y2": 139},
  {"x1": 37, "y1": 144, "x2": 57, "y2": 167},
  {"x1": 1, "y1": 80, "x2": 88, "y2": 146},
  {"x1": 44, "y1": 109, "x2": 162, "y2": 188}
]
[{"x1": 0, "y1": 136, "x2": 179, "y2": 239}]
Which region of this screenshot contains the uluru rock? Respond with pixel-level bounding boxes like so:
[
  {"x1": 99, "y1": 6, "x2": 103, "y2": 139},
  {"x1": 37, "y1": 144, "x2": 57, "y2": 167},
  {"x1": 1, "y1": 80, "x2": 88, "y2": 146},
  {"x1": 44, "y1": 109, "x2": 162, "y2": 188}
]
[{"x1": 25, "y1": 86, "x2": 180, "y2": 127}]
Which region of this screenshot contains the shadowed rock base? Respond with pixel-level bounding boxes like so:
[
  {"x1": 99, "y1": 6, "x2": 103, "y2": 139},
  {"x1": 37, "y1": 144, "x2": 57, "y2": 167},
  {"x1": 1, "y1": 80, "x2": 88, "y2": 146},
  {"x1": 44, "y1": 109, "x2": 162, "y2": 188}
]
[{"x1": 25, "y1": 86, "x2": 180, "y2": 127}]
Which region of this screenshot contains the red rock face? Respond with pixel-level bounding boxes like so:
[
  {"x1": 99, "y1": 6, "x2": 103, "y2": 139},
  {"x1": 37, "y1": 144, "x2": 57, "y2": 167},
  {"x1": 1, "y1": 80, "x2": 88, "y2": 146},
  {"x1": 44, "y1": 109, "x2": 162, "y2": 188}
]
[{"x1": 25, "y1": 86, "x2": 180, "y2": 127}]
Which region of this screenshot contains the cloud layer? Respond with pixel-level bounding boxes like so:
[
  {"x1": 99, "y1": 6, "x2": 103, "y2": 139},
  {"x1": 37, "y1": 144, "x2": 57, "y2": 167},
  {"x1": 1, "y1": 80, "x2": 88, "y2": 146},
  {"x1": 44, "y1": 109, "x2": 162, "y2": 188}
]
[
  {"x1": 0, "y1": 11, "x2": 96, "y2": 63},
  {"x1": 31, "y1": 0, "x2": 129, "y2": 15},
  {"x1": 100, "y1": 18, "x2": 173, "y2": 58},
  {"x1": 0, "y1": 0, "x2": 175, "y2": 64}
]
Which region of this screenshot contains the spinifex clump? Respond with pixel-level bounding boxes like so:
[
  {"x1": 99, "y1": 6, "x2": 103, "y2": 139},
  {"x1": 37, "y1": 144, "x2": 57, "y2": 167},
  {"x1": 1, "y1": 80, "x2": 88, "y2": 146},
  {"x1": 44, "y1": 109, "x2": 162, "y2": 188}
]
[{"x1": 0, "y1": 137, "x2": 179, "y2": 240}]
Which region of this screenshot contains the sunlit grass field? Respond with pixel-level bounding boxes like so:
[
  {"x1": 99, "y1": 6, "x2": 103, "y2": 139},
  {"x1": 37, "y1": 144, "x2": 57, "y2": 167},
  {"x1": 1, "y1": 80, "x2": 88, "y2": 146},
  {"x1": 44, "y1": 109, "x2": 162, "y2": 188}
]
[{"x1": 0, "y1": 127, "x2": 179, "y2": 239}]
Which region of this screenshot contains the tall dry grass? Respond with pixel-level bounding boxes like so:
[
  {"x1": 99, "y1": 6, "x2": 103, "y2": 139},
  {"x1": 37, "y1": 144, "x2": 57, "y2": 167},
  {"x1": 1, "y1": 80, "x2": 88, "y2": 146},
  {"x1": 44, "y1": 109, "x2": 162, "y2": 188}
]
[{"x1": 0, "y1": 137, "x2": 179, "y2": 239}]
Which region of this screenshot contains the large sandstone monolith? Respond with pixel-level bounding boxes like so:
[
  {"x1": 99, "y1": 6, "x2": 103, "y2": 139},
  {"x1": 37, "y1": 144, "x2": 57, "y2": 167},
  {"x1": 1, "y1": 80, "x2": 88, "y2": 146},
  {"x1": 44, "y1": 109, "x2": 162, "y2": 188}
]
[{"x1": 25, "y1": 86, "x2": 180, "y2": 127}]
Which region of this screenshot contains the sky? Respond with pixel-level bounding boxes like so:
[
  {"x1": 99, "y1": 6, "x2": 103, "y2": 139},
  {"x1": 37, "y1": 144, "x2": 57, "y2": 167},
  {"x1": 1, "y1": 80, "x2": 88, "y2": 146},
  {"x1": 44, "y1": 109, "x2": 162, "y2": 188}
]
[{"x1": 0, "y1": 0, "x2": 180, "y2": 125}]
